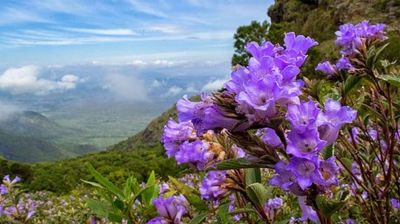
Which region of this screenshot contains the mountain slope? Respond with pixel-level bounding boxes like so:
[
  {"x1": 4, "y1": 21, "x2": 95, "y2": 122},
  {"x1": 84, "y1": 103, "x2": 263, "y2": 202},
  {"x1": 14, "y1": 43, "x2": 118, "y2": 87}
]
[{"x1": 0, "y1": 111, "x2": 98, "y2": 162}]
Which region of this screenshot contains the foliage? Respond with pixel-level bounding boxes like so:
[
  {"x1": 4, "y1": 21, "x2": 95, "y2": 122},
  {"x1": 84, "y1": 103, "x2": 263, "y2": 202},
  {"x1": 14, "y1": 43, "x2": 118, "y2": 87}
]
[
  {"x1": 84, "y1": 166, "x2": 160, "y2": 223},
  {"x1": 232, "y1": 20, "x2": 270, "y2": 66},
  {"x1": 27, "y1": 145, "x2": 183, "y2": 194}
]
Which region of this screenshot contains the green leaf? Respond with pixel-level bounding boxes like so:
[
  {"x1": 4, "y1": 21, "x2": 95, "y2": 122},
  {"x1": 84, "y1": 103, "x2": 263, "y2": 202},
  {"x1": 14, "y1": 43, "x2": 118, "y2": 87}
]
[
  {"x1": 321, "y1": 145, "x2": 334, "y2": 160},
  {"x1": 112, "y1": 199, "x2": 125, "y2": 210},
  {"x1": 85, "y1": 198, "x2": 110, "y2": 217},
  {"x1": 81, "y1": 179, "x2": 105, "y2": 189},
  {"x1": 245, "y1": 168, "x2": 261, "y2": 186},
  {"x1": 216, "y1": 158, "x2": 269, "y2": 170},
  {"x1": 190, "y1": 212, "x2": 208, "y2": 224},
  {"x1": 108, "y1": 212, "x2": 123, "y2": 222},
  {"x1": 142, "y1": 171, "x2": 159, "y2": 205},
  {"x1": 373, "y1": 43, "x2": 390, "y2": 65},
  {"x1": 316, "y1": 195, "x2": 345, "y2": 218},
  {"x1": 87, "y1": 164, "x2": 124, "y2": 200},
  {"x1": 378, "y1": 75, "x2": 400, "y2": 87},
  {"x1": 343, "y1": 76, "x2": 362, "y2": 95},
  {"x1": 245, "y1": 183, "x2": 271, "y2": 206},
  {"x1": 216, "y1": 203, "x2": 231, "y2": 224},
  {"x1": 228, "y1": 208, "x2": 256, "y2": 215}
]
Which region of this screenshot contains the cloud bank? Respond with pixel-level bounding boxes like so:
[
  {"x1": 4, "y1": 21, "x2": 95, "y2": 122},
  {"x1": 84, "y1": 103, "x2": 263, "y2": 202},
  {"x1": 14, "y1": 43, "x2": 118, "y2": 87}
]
[{"x1": 0, "y1": 65, "x2": 80, "y2": 95}]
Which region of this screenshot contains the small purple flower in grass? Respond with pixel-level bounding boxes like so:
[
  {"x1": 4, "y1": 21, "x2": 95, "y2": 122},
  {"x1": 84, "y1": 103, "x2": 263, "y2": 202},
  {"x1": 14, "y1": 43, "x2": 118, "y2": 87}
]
[
  {"x1": 147, "y1": 217, "x2": 168, "y2": 224},
  {"x1": 343, "y1": 218, "x2": 356, "y2": 224},
  {"x1": 266, "y1": 197, "x2": 283, "y2": 209},
  {"x1": 199, "y1": 171, "x2": 227, "y2": 201},
  {"x1": 264, "y1": 197, "x2": 283, "y2": 222},
  {"x1": 287, "y1": 157, "x2": 322, "y2": 190},
  {"x1": 0, "y1": 185, "x2": 7, "y2": 195},
  {"x1": 152, "y1": 195, "x2": 188, "y2": 224},
  {"x1": 298, "y1": 196, "x2": 319, "y2": 222},
  {"x1": 316, "y1": 61, "x2": 337, "y2": 76},
  {"x1": 3, "y1": 175, "x2": 21, "y2": 185},
  {"x1": 391, "y1": 198, "x2": 400, "y2": 209},
  {"x1": 286, "y1": 128, "x2": 326, "y2": 159},
  {"x1": 159, "y1": 183, "x2": 170, "y2": 195},
  {"x1": 317, "y1": 99, "x2": 357, "y2": 145},
  {"x1": 228, "y1": 194, "x2": 242, "y2": 221}
]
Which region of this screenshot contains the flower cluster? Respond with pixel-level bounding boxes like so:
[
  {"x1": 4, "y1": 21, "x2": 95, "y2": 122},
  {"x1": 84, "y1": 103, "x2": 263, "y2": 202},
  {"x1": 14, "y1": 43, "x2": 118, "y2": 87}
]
[
  {"x1": 270, "y1": 99, "x2": 355, "y2": 192},
  {"x1": 225, "y1": 32, "x2": 318, "y2": 125},
  {"x1": 199, "y1": 171, "x2": 228, "y2": 201},
  {"x1": 316, "y1": 21, "x2": 387, "y2": 75},
  {"x1": 161, "y1": 119, "x2": 213, "y2": 170},
  {"x1": 148, "y1": 195, "x2": 189, "y2": 224},
  {"x1": 0, "y1": 176, "x2": 37, "y2": 222}
]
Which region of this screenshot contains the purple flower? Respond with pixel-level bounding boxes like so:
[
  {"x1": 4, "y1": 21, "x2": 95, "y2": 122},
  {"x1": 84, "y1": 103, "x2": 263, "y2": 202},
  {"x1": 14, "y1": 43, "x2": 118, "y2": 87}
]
[
  {"x1": 270, "y1": 161, "x2": 297, "y2": 191},
  {"x1": 235, "y1": 78, "x2": 279, "y2": 123},
  {"x1": 391, "y1": 198, "x2": 400, "y2": 209},
  {"x1": 232, "y1": 145, "x2": 246, "y2": 158},
  {"x1": 266, "y1": 197, "x2": 283, "y2": 210},
  {"x1": 343, "y1": 218, "x2": 356, "y2": 224},
  {"x1": 228, "y1": 194, "x2": 242, "y2": 221},
  {"x1": 3, "y1": 175, "x2": 21, "y2": 185},
  {"x1": 316, "y1": 61, "x2": 337, "y2": 75},
  {"x1": 298, "y1": 196, "x2": 319, "y2": 222},
  {"x1": 319, "y1": 157, "x2": 340, "y2": 186},
  {"x1": 177, "y1": 95, "x2": 240, "y2": 133},
  {"x1": 0, "y1": 184, "x2": 7, "y2": 195},
  {"x1": 286, "y1": 128, "x2": 326, "y2": 159},
  {"x1": 147, "y1": 217, "x2": 168, "y2": 224},
  {"x1": 161, "y1": 120, "x2": 196, "y2": 157},
  {"x1": 317, "y1": 99, "x2": 357, "y2": 145},
  {"x1": 159, "y1": 183, "x2": 170, "y2": 195},
  {"x1": 336, "y1": 57, "x2": 353, "y2": 70},
  {"x1": 225, "y1": 32, "x2": 315, "y2": 125},
  {"x1": 287, "y1": 157, "x2": 322, "y2": 190},
  {"x1": 258, "y1": 128, "x2": 283, "y2": 148},
  {"x1": 264, "y1": 197, "x2": 283, "y2": 222},
  {"x1": 335, "y1": 21, "x2": 387, "y2": 56},
  {"x1": 199, "y1": 171, "x2": 227, "y2": 201},
  {"x1": 174, "y1": 140, "x2": 212, "y2": 170},
  {"x1": 152, "y1": 195, "x2": 188, "y2": 224},
  {"x1": 287, "y1": 100, "x2": 320, "y2": 130}
]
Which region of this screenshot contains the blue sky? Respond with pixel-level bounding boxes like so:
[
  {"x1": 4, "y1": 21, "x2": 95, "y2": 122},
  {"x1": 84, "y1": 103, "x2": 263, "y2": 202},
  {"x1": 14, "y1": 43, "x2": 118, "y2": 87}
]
[{"x1": 0, "y1": 0, "x2": 273, "y2": 67}]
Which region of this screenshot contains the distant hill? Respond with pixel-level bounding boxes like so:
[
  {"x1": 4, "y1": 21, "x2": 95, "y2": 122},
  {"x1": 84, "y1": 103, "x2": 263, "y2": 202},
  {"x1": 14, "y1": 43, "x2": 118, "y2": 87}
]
[{"x1": 0, "y1": 111, "x2": 98, "y2": 162}]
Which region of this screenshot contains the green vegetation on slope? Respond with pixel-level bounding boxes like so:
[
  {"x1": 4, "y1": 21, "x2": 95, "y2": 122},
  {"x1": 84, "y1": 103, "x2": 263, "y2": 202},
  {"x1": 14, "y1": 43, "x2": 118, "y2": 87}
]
[
  {"x1": 0, "y1": 111, "x2": 99, "y2": 162},
  {"x1": 26, "y1": 144, "x2": 182, "y2": 194}
]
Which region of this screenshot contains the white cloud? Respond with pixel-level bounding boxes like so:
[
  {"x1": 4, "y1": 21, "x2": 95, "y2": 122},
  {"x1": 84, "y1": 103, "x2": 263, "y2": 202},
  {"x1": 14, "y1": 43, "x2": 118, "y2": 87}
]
[
  {"x1": 0, "y1": 101, "x2": 21, "y2": 121},
  {"x1": 104, "y1": 74, "x2": 148, "y2": 101},
  {"x1": 63, "y1": 28, "x2": 137, "y2": 36},
  {"x1": 0, "y1": 65, "x2": 80, "y2": 95},
  {"x1": 202, "y1": 79, "x2": 227, "y2": 91},
  {"x1": 130, "y1": 59, "x2": 147, "y2": 66},
  {"x1": 148, "y1": 24, "x2": 182, "y2": 34},
  {"x1": 165, "y1": 86, "x2": 183, "y2": 97},
  {"x1": 128, "y1": 0, "x2": 168, "y2": 18}
]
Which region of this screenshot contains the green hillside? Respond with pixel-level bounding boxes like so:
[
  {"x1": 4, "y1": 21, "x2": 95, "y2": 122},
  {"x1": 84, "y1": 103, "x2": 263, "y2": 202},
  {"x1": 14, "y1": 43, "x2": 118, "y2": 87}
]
[{"x1": 0, "y1": 111, "x2": 98, "y2": 162}]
